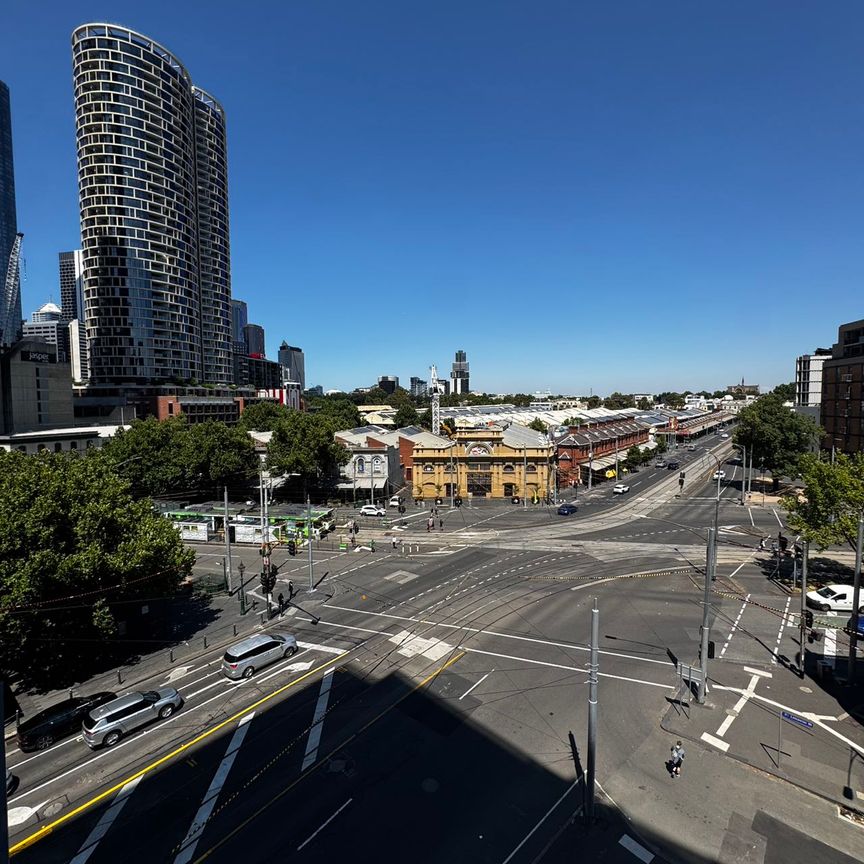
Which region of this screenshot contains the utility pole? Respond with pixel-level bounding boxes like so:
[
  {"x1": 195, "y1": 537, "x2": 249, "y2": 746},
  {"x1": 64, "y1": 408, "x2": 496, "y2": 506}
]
[
  {"x1": 307, "y1": 497, "x2": 315, "y2": 592},
  {"x1": 849, "y1": 514, "x2": 863, "y2": 684},
  {"x1": 224, "y1": 485, "x2": 233, "y2": 592},
  {"x1": 586, "y1": 597, "x2": 598, "y2": 826},
  {"x1": 698, "y1": 528, "x2": 715, "y2": 704},
  {"x1": 737, "y1": 445, "x2": 746, "y2": 506},
  {"x1": 237, "y1": 561, "x2": 247, "y2": 615},
  {"x1": 799, "y1": 540, "x2": 808, "y2": 676},
  {"x1": 523, "y1": 447, "x2": 527, "y2": 508},
  {"x1": 1, "y1": 680, "x2": 8, "y2": 862}
]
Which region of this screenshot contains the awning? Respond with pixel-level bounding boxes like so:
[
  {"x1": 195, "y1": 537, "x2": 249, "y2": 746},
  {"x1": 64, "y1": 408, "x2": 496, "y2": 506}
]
[
  {"x1": 337, "y1": 476, "x2": 388, "y2": 491},
  {"x1": 585, "y1": 452, "x2": 623, "y2": 471},
  {"x1": 640, "y1": 441, "x2": 658, "y2": 451}
]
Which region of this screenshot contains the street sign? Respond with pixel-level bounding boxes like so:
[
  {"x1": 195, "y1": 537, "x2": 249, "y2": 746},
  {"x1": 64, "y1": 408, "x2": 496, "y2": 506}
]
[{"x1": 781, "y1": 710, "x2": 813, "y2": 730}]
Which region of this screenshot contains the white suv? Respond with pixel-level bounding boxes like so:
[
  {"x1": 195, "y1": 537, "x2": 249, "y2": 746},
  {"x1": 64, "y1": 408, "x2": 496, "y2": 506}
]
[{"x1": 359, "y1": 504, "x2": 386, "y2": 517}]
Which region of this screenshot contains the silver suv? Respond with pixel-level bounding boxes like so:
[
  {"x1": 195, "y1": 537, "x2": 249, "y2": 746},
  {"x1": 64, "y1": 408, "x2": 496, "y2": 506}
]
[
  {"x1": 222, "y1": 632, "x2": 298, "y2": 680},
  {"x1": 82, "y1": 688, "x2": 183, "y2": 748}
]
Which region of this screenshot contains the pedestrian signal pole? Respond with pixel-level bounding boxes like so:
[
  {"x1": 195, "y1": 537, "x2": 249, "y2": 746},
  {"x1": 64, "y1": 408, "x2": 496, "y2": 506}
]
[{"x1": 586, "y1": 597, "x2": 599, "y2": 826}]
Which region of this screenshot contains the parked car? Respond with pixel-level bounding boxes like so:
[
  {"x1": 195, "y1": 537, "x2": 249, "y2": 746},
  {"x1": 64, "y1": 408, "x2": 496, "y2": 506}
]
[
  {"x1": 806, "y1": 584, "x2": 863, "y2": 613},
  {"x1": 713, "y1": 470, "x2": 726, "y2": 480},
  {"x1": 359, "y1": 504, "x2": 386, "y2": 517},
  {"x1": 388, "y1": 495, "x2": 401, "y2": 508},
  {"x1": 82, "y1": 688, "x2": 183, "y2": 749},
  {"x1": 667, "y1": 461, "x2": 680, "y2": 470},
  {"x1": 557, "y1": 503, "x2": 578, "y2": 516},
  {"x1": 17, "y1": 692, "x2": 117, "y2": 752},
  {"x1": 221, "y1": 632, "x2": 299, "y2": 680},
  {"x1": 720, "y1": 433, "x2": 729, "y2": 439},
  {"x1": 687, "y1": 444, "x2": 697, "y2": 451},
  {"x1": 654, "y1": 460, "x2": 667, "y2": 469},
  {"x1": 613, "y1": 483, "x2": 630, "y2": 494},
  {"x1": 845, "y1": 614, "x2": 864, "y2": 637}
]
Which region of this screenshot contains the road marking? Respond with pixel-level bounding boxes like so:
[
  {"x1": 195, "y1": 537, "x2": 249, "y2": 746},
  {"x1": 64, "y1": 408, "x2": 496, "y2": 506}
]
[
  {"x1": 6, "y1": 800, "x2": 49, "y2": 828},
  {"x1": 296, "y1": 798, "x2": 353, "y2": 851},
  {"x1": 743, "y1": 666, "x2": 772, "y2": 678},
  {"x1": 9, "y1": 652, "x2": 348, "y2": 855},
  {"x1": 297, "y1": 640, "x2": 344, "y2": 655},
  {"x1": 501, "y1": 778, "x2": 581, "y2": 864},
  {"x1": 463, "y1": 647, "x2": 673, "y2": 690},
  {"x1": 716, "y1": 674, "x2": 761, "y2": 737},
  {"x1": 301, "y1": 670, "x2": 334, "y2": 771},
  {"x1": 772, "y1": 508, "x2": 783, "y2": 527},
  {"x1": 719, "y1": 594, "x2": 750, "y2": 659},
  {"x1": 700, "y1": 731, "x2": 730, "y2": 752},
  {"x1": 748, "y1": 507, "x2": 755, "y2": 527},
  {"x1": 6, "y1": 734, "x2": 80, "y2": 770},
  {"x1": 823, "y1": 627, "x2": 837, "y2": 668},
  {"x1": 771, "y1": 597, "x2": 791, "y2": 664},
  {"x1": 619, "y1": 834, "x2": 655, "y2": 862},
  {"x1": 184, "y1": 680, "x2": 228, "y2": 700},
  {"x1": 68, "y1": 777, "x2": 142, "y2": 864},
  {"x1": 257, "y1": 660, "x2": 315, "y2": 683},
  {"x1": 173, "y1": 714, "x2": 255, "y2": 864},
  {"x1": 459, "y1": 671, "x2": 491, "y2": 700}
]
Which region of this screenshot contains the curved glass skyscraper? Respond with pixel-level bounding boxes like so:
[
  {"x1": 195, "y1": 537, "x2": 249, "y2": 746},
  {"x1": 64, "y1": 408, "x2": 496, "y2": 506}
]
[{"x1": 72, "y1": 24, "x2": 232, "y2": 385}]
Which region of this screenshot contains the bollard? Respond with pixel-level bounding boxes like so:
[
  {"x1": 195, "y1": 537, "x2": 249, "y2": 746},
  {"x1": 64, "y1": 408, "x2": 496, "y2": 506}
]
[
  {"x1": 233, "y1": 623, "x2": 237, "y2": 636},
  {"x1": 117, "y1": 669, "x2": 122, "y2": 685},
  {"x1": 169, "y1": 648, "x2": 174, "y2": 663},
  {"x1": 69, "y1": 688, "x2": 74, "y2": 700},
  {"x1": 259, "y1": 611, "x2": 266, "y2": 627},
  {"x1": 203, "y1": 636, "x2": 208, "y2": 649}
]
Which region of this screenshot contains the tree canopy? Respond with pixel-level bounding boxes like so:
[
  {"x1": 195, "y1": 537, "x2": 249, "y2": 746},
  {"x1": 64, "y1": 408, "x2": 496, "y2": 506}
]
[
  {"x1": 783, "y1": 453, "x2": 864, "y2": 551},
  {"x1": 393, "y1": 403, "x2": 420, "y2": 428},
  {"x1": 528, "y1": 417, "x2": 548, "y2": 433},
  {"x1": 603, "y1": 392, "x2": 635, "y2": 410},
  {"x1": 266, "y1": 412, "x2": 350, "y2": 493},
  {"x1": 238, "y1": 401, "x2": 294, "y2": 432},
  {"x1": 0, "y1": 451, "x2": 194, "y2": 685},
  {"x1": 733, "y1": 395, "x2": 821, "y2": 489},
  {"x1": 771, "y1": 382, "x2": 796, "y2": 402},
  {"x1": 306, "y1": 395, "x2": 362, "y2": 429}
]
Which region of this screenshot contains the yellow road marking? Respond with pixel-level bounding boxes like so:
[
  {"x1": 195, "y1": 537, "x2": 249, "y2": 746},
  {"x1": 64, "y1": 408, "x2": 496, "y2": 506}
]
[
  {"x1": 9, "y1": 651, "x2": 349, "y2": 856},
  {"x1": 193, "y1": 649, "x2": 466, "y2": 862}
]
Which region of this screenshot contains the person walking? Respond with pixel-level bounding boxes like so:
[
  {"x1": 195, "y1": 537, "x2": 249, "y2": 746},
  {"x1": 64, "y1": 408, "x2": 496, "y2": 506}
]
[
  {"x1": 670, "y1": 741, "x2": 685, "y2": 777},
  {"x1": 439, "y1": 517, "x2": 443, "y2": 530},
  {"x1": 391, "y1": 536, "x2": 398, "y2": 551},
  {"x1": 759, "y1": 536, "x2": 766, "y2": 551}
]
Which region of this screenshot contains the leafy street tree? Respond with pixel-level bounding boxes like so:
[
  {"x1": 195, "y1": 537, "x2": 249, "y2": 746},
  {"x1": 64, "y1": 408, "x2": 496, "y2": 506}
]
[
  {"x1": 182, "y1": 421, "x2": 260, "y2": 493},
  {"x1": 771, "y1": 382, "x2": 796, "y2": 402},
  {"x1": 266, "y1": 412, "x2": 350, "y2": 494},
  {"x1": 238, "y1": 401, "x2": 293, "y2": 432},
  {"x1": 733, "y1": 395, "x2": 821, "y2": 491},
  {"x1": 307, "y1": 395, "x2": 362, "y2": 429},
  {"x1": 637, "y1": 397, "x2": 652, "y2": 411},
  {"x1": 626, "y1": 444, "x2": 643, "y2": 467},
  {"x1": 657, "y1": 392, "x2": 686, "y2": 408},
  {"x1": 418, "y1": 407, "x2": 433, "y2": 429},
  {"x1": 393, "y1": 403, "x2": 420, "y2": 428},
  {"x1": 385, "y1": 387, "x2": 414, "y2": 409},
  {"x1": 603, "y1": 392, "x2": 635, "y2": 410},
  {"x1": 528, "y1": 417, "x2": 548, "y2": 433},
  {"x1": 0, "y1": 451, "x2": 194, "y2": 686},
  {"x1": 783, "y1": 454, "x2": 864, "y2": 551},
  {"x1": 586, "y1": 395, "x2": 602, "y2": 409},
  {"x1": 655, "y1": 437, "x2": 668, "y2": 454}
]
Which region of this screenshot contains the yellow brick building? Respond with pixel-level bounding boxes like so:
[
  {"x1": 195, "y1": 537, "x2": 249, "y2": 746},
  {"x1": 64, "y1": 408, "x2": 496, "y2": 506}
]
[{"x1": 411, "y1": 425, "x2": 553, "y2": 501}]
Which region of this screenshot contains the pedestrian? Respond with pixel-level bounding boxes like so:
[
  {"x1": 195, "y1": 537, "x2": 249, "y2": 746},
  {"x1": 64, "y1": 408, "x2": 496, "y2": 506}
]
[
  {"x1": 391, "y1": 536, "x2": 398, "y2": 550},
  {"x1": 426, "y1": 517, "x2": 431, "y2": 533},
  {"x1": 370, "y1": 539, "x2": 376, "y2": 552},
  {"x1": 759, "y1": 537, "x2": 765, "y2": 551},
  {"x1": 439, "y1": 517, "x2": 443, "y2": 530},
  {"x1": 278, "y1": 592, "x2": 284, "y2": 615},
  {"x1": 670, "y1": 741, "x2": 685, "y2": 777}
]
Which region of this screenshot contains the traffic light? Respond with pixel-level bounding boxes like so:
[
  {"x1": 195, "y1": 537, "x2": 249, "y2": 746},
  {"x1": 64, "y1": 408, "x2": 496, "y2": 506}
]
[
  {"x1": 778, "y1": 534, "x2": 788, "y2": 552},
  {"x1": 260, "y1": 568, "x2": 276, "y2": 594},
  {"x1": 804, "y1": 610, "x2": 813, "y2": 629},
  {"x1": 258, "y1": 542, "x2": 272, "y2": 557},
  {"x1": 455, "y1": 496, "x2": 463, "y2": 508},
  {"x1": 288, "y1": 540, "x2": 297, "y2": 557},
  {"x1": 794, "y1": 543, "x2": 803, "y2": 561}
]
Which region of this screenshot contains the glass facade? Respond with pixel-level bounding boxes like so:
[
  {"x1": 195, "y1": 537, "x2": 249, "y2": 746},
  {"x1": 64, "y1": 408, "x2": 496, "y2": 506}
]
[
  {"x1": 72, "y1": 24, "x2": 232, "y2": 385},
  {"x1": 0, "y1": 80, "x2": 22, "y2": 346}
]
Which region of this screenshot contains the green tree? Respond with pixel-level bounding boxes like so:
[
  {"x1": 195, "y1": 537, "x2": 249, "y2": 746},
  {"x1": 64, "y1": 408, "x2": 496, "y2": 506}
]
[
  {"x1": 393, "y1": 403, "x2": 420, "y2": 428},
  {"x1": 657, "y1": 392, "x2": 686, "y2": 409},
  {"x1": 637, "y1": 397, "x2": 652, "y2": 411},
  {"x1": 586, "y1": 395, "x2": 602, "y2": 409},
  {"x1": 266, "y1": 413, "x2": 350, "y2": 494},
  {"x1": 0, "y1": 451, "x2": 194, "y2": 686},
  {"x1": 307, "y1": 396, "x2": 362, "y2": 429},
  {"x1": 625, "y1": 445, "x2": 643, "y2": 468},
  {"x1": 603, "y1": 392, "x2": 635, "y2": 410},
  {"x1": 771, "y1": 382, "x2": 796, "y2": 402},
  {"x1": 528, "y1": 417, "x2": 548, "y2": 433},
  {"x1": 418, "y1": 407, "x2": 433, "y2": 429},
  {"x1": 783, "y1": 453, "x2": 864, "y2": 551},
  {"x1": 385, "y1": 387, "x2": 413, "y2": 409},
  {"x1": 734, "y1": 395, "x2": 821, "y2": 491},
  {"x1": 238, "y1": 401, "x2": 293, "y2": 432},
  {"x1": 182, "y1": 421, "x2": 259, "y2": 493},
  {"x1": 655, "y1": 436, "x2": 668, "y2": 454}
]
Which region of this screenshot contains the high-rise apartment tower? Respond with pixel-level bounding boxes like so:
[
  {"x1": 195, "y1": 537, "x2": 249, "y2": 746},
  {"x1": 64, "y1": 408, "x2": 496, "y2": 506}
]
[
  {"x1": 451, "y1": 349, "x2": 469, "y2": 395},
  {"x1": 0, "y1": 81, "x2": 22, "y2": 347},
  {"x1": 71, "y1": 24, "x2": 232, "y2": 385}
]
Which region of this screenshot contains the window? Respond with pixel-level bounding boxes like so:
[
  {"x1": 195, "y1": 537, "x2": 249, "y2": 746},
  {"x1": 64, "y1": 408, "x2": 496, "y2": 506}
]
[
  {"x1": 356, "y1": 457, "x2": 365, "y2": 474},
  {"x1": 54, "y1": 443, "x2": 63, "y2": 453},
  {"x1": 526, "y1": 464, "x2": 537, "y2": 473},
  {"x1": 372, "y1": 457, "x2": 382, "y2": 474},
  {"x1": 503, "y1": 463, "x2": 515, "y2": 473}
]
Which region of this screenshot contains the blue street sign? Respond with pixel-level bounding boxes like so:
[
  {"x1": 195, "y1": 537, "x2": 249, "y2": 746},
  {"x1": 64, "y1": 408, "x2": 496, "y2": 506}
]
[{"x1": 781, "y1": 710, "x2": 813, "y2": 729}]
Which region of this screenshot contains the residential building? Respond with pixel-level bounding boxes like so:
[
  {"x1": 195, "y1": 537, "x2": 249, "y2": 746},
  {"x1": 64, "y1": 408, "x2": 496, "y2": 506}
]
[
  {"x1": 451, "y1": 349, "x2": 470, "y2": 395},
  {"x1": 821, "y1": 320, "x2": 864, "y2": 454},
  {"x1": 0, "y1": 80, "x2": 22, "y2": 347},
  {"x1": 72, "y1": 24, "x2": 232, "y2": 385},
  {"x1": 278, "y1": 342, "x2": 305, "y2": 390},
  {"x1": 244, "y1": 323, "x2": 265, "y2": 357},
  {"x1": 795, "y1": 349, "x2": 831, "y2": 425},
  {"x1": 378, "y1": 375, "x2": 399, "y2": 395},
  {"x1": 231, "y1": 299, "x2": 248, "y2": 346},
  {"x1": 246, "y1": 355, "x2": 282, "y2": 390},
  {"x1": 59, "y1": 250, "x2": 87, "y2": 379},
  {"x1": 409, "y1": 376, "x2": 427, "y2": 399}
]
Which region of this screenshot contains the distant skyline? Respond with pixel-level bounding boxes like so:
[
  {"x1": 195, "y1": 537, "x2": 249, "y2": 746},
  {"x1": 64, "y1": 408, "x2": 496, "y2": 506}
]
[{"x1": 4, "y1": 2, "x2": 863, "y2": 393}]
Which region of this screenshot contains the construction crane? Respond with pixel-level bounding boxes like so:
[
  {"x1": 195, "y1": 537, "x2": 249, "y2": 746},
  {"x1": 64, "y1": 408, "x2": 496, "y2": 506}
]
[
  {"x1": 429, "y1": 364, "x2": 441, "y2": 435},
  {"x1": 0, "y1": 232, "x2": 23, "y2": 347}
]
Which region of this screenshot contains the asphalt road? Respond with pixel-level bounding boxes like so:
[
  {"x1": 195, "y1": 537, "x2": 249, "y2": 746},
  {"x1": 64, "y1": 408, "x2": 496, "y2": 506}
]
[{"x1": 7, "y1": 429, "x2": 864, "y2": 864}]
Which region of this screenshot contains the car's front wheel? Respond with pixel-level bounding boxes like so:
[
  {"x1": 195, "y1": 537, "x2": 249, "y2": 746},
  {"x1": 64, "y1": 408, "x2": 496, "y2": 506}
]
[
  {"x1": 35, "y1": 734, "x2": 54, "y2": 750},
  {"x1": 284, "y1": 646, "x2": 298, "y2": 658},
  {"x1": 159, "y1": 704, "x2": 175, "y2": 719},
  {"x1": 820, "y1": 604, "x2": 831, "y2": 612},
  {"x1": 103, "y1": 731, "x2": 122, "y2": 747}
]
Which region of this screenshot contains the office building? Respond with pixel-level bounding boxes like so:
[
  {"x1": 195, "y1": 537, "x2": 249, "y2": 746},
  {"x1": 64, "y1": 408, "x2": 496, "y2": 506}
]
[
  {"x1": 244, "y1": 323, "x2": 265, "y2": 357},
  {"x1": 71, "y1": 24, "x2": 232, "y2": 385},
  {"x1": 409, "y1": 376, "x2": 427, "y2": 399},
  {"x1": 451, "y1": 349, "x2": 469, "y2": 395},
  {"x1": 23, "y1": 303, "x2": 66, "y2": 362},
  {"x1": 795, "y1": 349, "x2": 831, "y2": 409},
  {"x1": 378, "y1": 375, "x2": 399, "y2": 395},
  {"x1": 59, "y1": 250, "x2": 88, "y2": 380},
  {"x1": 278, "y1": 342, "x2": 305, "y2": 390},
  {"x1": 0, "y1": 81, "x2": 22, "y2": 347},
  {"x1": 820, "y1": 320, "x2": 864, "y2": 454},
  {"x1": 231, "y1": 299, "x2": 248, "y2": 346}
]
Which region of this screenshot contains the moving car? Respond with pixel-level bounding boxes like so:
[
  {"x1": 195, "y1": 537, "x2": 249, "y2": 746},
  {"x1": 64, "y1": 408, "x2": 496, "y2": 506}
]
[
  {"x1": 613, "y1": 483, "x2": 630, "y2": 494},
  {"x1": 221, "y1": 632, "x2": 299, "y2": 680},
  {"x1": 687, "y1": 444, "x2": 697, "y2": 451},
  {"x1": 806, "y1": 584, "x2": 863, "y2": 613},
  {"x1": 712, "y1": 470, "x2": 726, "y2": 480},
  {"x1": 388, "y1": 495, "x2": 401, "y2": 508},
  {"x1": 557, "y1": 502, "x2": 578, "y2": 516},
  {"x1": 16, "y1": 692, "x2": 117, "y2": 751},
  {"x1": 655, "y1": 460, "x2": 667, "y2": 469},
  {"x1": 82, "y1": 688, "x2": 183, "y2": 748},
  {"x1": 720, "y1": 433, "x2": 729, "y2": 439},
  {"x1": 667, "y1": 461, "x2": 680, "y2": 470},
  {"x1": 845, "y1": 614, "x2": 864, "y2": 637},
  {"x1": 359, "y1": 504, "x2": 386, "y2": 517}
]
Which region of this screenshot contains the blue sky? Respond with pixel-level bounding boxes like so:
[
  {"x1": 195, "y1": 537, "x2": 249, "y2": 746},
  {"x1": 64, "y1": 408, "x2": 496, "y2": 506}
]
[{"x1": 3, "y1": 1, "x2": 863, "y2": 394}]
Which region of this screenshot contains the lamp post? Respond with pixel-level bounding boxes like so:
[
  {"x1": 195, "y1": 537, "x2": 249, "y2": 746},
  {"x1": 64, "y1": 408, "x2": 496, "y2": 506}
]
[
  {"x1": 237, "y1": 561, "x2": 247, "y2": 615},
  {"x1": 449, "y1": 440, "x2": 456, "y2": 508},
  {"x1": 733, "y1": 443, "x2": 746, "y2": 506},
  {"x1": 702, "y1": 449, "x2": 723, "y2": 553}
]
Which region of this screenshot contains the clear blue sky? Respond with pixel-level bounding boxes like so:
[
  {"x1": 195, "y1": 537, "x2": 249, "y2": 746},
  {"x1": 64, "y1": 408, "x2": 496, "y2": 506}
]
[{"x1": 4, "y1": 1, "x2": 863, "y2": 395}]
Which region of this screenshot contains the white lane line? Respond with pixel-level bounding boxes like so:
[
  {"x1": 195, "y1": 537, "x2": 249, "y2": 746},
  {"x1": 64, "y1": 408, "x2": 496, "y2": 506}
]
[
  {"x1": 301, "y1": 669, "x2": 334, "y2": 771},
  {"x1": 716, "y1": 674, "x2": 760, "y2": 737},
  {"x1": 463, "y1": 647, "x2": 674, "y2": 690},
  {"x1": 501, "y1": 778, "x2": 581, "y2": 864},
  {"x1": 6, "y1": 734, "x2": 80, "y2": 770},
  {"x1": 459, "y1": 671, "x2": 491, "y2": 701},
  {"x1": 771, "y1": 597, "x2": 791, "y2": 664},
  {"x1": 619, "y1": 833, "x2": 655, "y2": 862},
  {"x1": 312, "y1": 620, "x2": 394, "y2": 637},
  {"x1": 700, "y1": 731, "x2": 730, "y2": 752},
  {"x1": 743, "y1": 666, "x2": 772, "y2": 678},
  {"x1": 719, "y1": 594, "x2": 750, "y2": 659},
  {"x1": 748, "y1": 507, "x2": 755, "y2": 527},
  {"x1": 184, "y1": 680, "x2": 228, "y2": 700},
  {"x1": 68, "y1": 776, "x2": 142, "y2": 864},
  {"x1": 296, "y1": 798, "x2": 353, "y2": 851},
  {"x1": 297, "y1": 641, "x2": 344, "y2": 655},
  {"x1": 823, "y1": 628, "x2": 837, "y2": 668},
  {"x1": 173, "y1": 714, "x2": 255, "y2": 864},
  {"x1": 772, "y1": 508, "x2": 783, "y2": 527}
]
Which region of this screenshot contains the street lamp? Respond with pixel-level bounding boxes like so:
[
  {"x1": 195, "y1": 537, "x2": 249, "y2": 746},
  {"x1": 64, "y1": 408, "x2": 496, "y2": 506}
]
[
  {"x1": 702, "y1": 449, "x2": 723, "y2": 548},
  {"x1": 732, "y1": 443, "x2": 746, "y2": 506}
]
